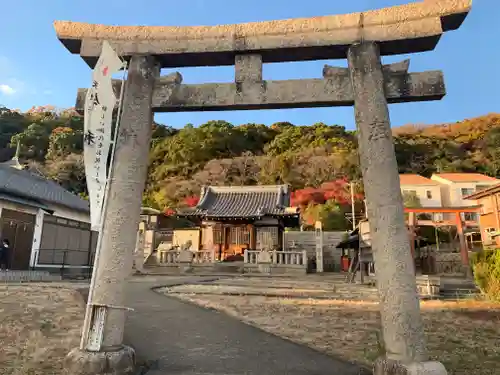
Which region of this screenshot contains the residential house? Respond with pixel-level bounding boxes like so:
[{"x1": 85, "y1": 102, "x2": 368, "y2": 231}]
[
  {"x1": 176, "y1": 185, "x2": 300, "y2": 260},
  {"x1": 431, "y1": 173, "x2": 500, "y2": 223},
  {"x1": 465, "y1": 183, "x2": 500, "y2": 247},
  {"x1": 0, "y1": 163, "x2": 97, "y2": 271},
  {"x1": 399, "y1": 174, "x2": 443, "y2": 221}
]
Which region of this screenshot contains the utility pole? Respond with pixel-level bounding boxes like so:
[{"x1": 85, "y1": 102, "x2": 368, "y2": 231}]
[{"x1": 350, "y1": 182, "x2": 356, "y2": 230}]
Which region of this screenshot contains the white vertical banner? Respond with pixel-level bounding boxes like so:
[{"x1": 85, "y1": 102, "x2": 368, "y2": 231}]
[{"x1": 84, "y1": 41, "x2": 125, "y2": 231}]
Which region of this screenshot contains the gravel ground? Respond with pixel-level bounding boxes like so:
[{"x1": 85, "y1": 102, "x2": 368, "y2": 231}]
[{"x1": 0, "y1": 284, "x2": 85, "y2": 375}]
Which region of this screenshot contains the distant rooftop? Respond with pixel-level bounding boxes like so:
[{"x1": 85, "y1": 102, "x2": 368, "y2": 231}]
[
  {"x1": 0, "y1": 164, "x2": 89, "y2": 212},
  {"x1": 399, "y1": 174, "x2": 438, "y2": 186},
  {"x1": 432, "y1": 173, "x2": 499, "y2": 183}
]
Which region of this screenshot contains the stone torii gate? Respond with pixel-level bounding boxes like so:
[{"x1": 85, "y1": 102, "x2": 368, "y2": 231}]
[{"x1": 55, "y1": 1, "x2": 471, "y2": 374}]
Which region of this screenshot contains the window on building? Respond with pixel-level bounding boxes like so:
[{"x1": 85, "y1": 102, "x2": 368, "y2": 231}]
[
  {"x1": 461, "y1": 188, "x2": 475, "y2": 198},
  {"x1": 482, "y1": 197, "x2": 493, "y2": 214},
  {"x1": 213, "y1": 226, "x2": 223, "y2": 244},
  {"x1": 417, "y1": 213, "x2": 432, "y2": 220},
  {"x1": 476, "y1": 185, "x2": 489, "y2": 192},
  {"x1": 463, "y1": 212, "x2": 478, "y2": 221},
  {"x1": 230, "y1": 226, "x2": 250, "y2": 244},
  {"x1": 256, "y1": 227, "x2": 279, "y2": 249},
  {"x1": 433, "y1": 213, "x2": 444, "y2": 222},
  {"x1": 426, "y1": 190, "x2": 432, "y2": 199},
  {"x1": 403, "y1": 189, "x2": 417, "y2": 195}
]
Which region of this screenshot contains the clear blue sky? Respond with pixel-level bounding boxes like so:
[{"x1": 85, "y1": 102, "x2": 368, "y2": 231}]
[{"x1": 0, "y1": 0, "x2": 497, "y2": 130}]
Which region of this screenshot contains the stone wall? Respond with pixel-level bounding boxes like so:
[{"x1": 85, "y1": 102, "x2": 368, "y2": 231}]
[
  {"x1": 284, "y1": 231, "x2": 345, "y2": 271},
  {"x1": 434, "y1": 251, "x2": 468, "y2": 276}
]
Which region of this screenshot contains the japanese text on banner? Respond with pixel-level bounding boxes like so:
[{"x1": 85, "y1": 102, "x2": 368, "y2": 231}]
[{"x1": 83, "y1": 41, "x2": 124, "y2": 230}]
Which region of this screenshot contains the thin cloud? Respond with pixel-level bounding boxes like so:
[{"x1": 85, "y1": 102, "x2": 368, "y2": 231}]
[{"x1": 0, "y1": 84, "x2": 15, "y2": 95}]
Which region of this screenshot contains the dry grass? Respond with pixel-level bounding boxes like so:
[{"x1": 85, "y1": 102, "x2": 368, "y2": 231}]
[
  {"x1": 0, "y1": 285, "x2": 85, "y2": 375},
  {"x1": 166, "y1": 282, "x2": 500, "y2": 375}
]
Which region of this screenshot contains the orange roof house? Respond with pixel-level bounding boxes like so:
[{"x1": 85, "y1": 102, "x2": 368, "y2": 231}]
[
  {"x1": 399, "y1": 174, "x2": 439, "y2": 186},
  {"x1": 431, "y1": 173, "x2": 499, "y2": 183},
  {"x1": 399, "y1": 174, "x2": 443, "y2": 209},
  {"x1": 465, "y1": 183, "x2": 500, "y2": 247}
]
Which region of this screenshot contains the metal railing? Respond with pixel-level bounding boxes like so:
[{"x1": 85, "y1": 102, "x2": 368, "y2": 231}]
[{"x1": 33, "y1": 249, "x2": 95, "y2": 278}]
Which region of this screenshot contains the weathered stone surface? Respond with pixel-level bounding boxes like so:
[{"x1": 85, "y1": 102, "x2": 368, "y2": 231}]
[
  {"x1": 88, "y1": 55, "x2": 160, "y2": 348},
  {"x1": 76, "y1": 70, "x2": 445, "y2": 113},
  {"x1": 257, "y1": 250, "x2": 272, "y2": 264},
  {"x1": 347, "y1": 42, "x2": 428, "y2": 364},
  {"x1": 65, "y1": 345, "x2": 135, "y2": 375},
  {"x1": 235, "y1": 54, "x2": 262, "y2": 83},
  {"x1": 54, "y1": 0, "x2": 471, "y2": 68},
  {"x1": 178, "y1": 249, "x2": 194, "y2": 263},
  {"x1": 416, "y1": 275, "x2": 441, "y2": 297},
  {"x1": 324, "y1": 59, "x2": 410, "y2": 78},
  {"x1": 374, "y1": 358, "x2": 447, "y2": 375}
]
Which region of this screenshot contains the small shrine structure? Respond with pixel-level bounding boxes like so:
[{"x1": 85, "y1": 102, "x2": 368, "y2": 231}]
[{"x1": 176, "y1": 185, "x2": 300, "y2": 260}]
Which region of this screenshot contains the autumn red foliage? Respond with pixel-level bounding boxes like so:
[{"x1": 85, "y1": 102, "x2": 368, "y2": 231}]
[
  {"x1": 184, "y1": 195, "x2": 200, "y2": 207},
  {"x1": 291, "y1": 179, "x2": 364, "y2": 207},
  {"x1": 163, "y1": 208, "x2": 176, "y2": 216}
]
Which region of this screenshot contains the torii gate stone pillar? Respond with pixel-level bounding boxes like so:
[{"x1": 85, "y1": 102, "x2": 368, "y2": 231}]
[
  {"x1": 65, "y1": 55, "x2": 159, "y2": 375},
  {"x1": 348, "y1": 42, "x2": 436, "y2": 375}
]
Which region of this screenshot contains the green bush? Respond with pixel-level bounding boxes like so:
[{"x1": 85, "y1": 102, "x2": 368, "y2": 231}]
[{"x1": 472, "y1": 249, "x2": 500, "y2": 301}]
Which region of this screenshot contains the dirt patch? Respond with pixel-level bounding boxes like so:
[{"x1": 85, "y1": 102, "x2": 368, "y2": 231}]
[
  {"x1": 0, "y1": 285, "x2": 85, "y2": 375},
  {"x1": 165, "y1": 283, "x2": 500, "y2": 375},
  {"x1": 455, "y1": 309, "x2": 500, "y2": 321}
]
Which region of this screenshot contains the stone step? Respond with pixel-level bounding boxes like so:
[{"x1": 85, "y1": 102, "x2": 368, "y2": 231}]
[
  {"x1": 0, "y1": 270, "x2": 62, "y2": 282},
  {"x1": 213, "y1": 262, "x2": 244, "y2": 273}
]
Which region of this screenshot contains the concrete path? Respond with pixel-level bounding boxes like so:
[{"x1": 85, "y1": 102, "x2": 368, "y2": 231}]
[{"x1": 123, "y1": 276, "x2": 365, "y2": 375}]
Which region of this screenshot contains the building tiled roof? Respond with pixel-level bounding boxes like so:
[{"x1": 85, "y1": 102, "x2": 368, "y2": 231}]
[
  {"x1": 177, "y1": 185, "x2": 298, "y2": 219},
  {"x1": 0, "y1": 165, "x2": 90, "y2": 212},
  {"x1": 399, "y1": 174, "x2": 438, "y2": 186},
  {"x1": 432, "y1": 173, "x2": 499, "y2": 183}
]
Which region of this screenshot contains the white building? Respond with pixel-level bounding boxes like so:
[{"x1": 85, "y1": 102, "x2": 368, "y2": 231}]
[
  {"x1": 430, "y1": 173, "x2": 500, "y2": 222},
  {"x1": 0, "y1": 163, "x2": 96, "y2": 271},
  {"x1": 399, "y1": 174, "x2": 444, "y2": 221}
]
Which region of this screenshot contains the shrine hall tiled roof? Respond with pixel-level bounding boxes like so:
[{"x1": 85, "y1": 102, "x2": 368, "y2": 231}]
[{"x1": 177, "y1": 185, "x2": 298, "y2": 219}]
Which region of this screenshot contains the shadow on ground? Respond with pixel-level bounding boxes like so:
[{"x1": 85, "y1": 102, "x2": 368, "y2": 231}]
[{"x1": 76, "y1": 277, "x2": 369, "y2": 375}]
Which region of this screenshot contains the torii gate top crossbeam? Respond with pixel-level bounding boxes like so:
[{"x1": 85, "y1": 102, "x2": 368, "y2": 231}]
[{"x1": 54, "y1": 0, "x2": 471, "y2": 68}]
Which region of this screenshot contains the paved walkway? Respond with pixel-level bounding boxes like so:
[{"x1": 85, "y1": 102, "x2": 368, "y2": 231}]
[{"x1": 123, "y1": 276, "x2": 365, "y2": 375}]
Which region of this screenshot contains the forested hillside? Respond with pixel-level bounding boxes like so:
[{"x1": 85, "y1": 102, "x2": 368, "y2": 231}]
[{"x1": 1, "y1": 105, "x2": 500, "y2": 229}]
